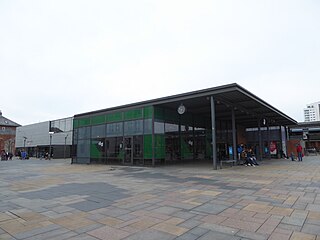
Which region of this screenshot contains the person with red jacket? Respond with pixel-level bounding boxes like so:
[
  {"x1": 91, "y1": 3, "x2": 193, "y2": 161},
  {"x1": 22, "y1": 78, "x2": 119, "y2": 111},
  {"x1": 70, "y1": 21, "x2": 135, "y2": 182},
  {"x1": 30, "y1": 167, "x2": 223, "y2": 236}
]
[{"x1": 296, "y1": 144, "x2": 303, "y2": 161}]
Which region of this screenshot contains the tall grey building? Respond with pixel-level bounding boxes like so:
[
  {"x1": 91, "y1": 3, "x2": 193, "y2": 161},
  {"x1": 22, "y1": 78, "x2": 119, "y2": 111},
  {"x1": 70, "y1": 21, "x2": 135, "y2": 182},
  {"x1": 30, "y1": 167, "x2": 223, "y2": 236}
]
[{"x1": 304, "y1": 102, "x2": 320, "y2": 122}]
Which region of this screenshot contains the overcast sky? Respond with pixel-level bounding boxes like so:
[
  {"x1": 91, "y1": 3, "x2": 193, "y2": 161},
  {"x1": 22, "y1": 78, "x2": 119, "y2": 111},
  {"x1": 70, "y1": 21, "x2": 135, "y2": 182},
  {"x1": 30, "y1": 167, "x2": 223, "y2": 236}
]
[{"x1": 1, "y1": 0, "x2": 319, "y2": 126}]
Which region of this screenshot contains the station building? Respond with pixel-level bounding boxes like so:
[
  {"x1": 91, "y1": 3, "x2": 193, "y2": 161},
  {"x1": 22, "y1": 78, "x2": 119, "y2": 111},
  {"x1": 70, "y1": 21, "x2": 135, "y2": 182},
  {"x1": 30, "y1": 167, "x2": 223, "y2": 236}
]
[{"x1": 72, "y1": 84, "x2": 297, "y2": 169}]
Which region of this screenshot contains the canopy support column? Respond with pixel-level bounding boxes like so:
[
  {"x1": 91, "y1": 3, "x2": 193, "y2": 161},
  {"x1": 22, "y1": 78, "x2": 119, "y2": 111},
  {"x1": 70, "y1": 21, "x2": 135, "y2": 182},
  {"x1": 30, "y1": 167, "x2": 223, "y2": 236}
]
[{"x1": 210, "y1": 96, "x2": 217, "y2": 170}]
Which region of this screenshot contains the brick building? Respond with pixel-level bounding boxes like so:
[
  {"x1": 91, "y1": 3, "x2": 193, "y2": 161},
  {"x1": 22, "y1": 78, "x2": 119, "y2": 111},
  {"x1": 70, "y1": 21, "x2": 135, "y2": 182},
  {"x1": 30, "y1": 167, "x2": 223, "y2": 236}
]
[{"x1": 0, "y1": 111, "x2": 20, "y2": 155}]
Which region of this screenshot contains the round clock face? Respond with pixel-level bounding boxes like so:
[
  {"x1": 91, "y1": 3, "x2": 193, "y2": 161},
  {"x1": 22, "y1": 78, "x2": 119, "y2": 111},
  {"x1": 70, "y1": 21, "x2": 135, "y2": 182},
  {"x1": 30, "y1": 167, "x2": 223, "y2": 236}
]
[{"x1": 177, "y1": 105, "x2": 186, "y2": 114}]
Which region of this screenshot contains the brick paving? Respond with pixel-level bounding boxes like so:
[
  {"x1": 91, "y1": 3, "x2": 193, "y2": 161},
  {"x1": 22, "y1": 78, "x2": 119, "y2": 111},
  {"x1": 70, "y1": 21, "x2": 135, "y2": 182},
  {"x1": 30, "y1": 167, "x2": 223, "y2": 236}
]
[{"x1": 0, "y1": 156, "x2": 320, "y2": 239}]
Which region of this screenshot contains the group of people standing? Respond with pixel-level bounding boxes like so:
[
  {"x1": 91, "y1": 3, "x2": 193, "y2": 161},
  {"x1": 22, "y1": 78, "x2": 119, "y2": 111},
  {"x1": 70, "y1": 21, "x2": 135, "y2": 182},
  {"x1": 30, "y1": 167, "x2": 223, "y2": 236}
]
[
  {"x1": 237, "y1": 145, "x2": 259, "y2": 167},
  {"x1": 1, "y1": 150, "x2": 13, "y2": 160}
]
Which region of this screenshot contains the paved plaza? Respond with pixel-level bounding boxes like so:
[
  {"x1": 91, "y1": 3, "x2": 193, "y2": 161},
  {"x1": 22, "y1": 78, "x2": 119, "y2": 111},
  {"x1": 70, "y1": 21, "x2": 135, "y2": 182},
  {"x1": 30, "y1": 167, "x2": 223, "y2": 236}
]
[{"x1": 0, "y1": 157, "x2": 320, "y2": 240}]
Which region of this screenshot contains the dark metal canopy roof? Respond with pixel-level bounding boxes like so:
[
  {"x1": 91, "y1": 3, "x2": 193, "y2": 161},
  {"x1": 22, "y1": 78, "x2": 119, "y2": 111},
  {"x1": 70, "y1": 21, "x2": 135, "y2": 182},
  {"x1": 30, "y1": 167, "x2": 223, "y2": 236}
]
[{"x1": 75, "y1": 83, "x2": 297, "y2": 127}]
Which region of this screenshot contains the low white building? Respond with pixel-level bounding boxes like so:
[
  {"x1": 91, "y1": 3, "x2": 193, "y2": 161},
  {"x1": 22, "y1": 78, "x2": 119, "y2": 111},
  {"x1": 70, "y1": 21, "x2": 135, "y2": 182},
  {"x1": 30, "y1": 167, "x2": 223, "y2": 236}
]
[{"x1": 15, "y1": 117, "x2": 73, "y2": 159}]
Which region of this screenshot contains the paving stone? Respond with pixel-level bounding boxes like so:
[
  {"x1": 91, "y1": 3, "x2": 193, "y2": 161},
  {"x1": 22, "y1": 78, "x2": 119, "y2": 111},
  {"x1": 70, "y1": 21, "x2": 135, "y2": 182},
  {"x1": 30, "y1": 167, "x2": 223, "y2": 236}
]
[
  {"x1": 306, "y1": 204, "x2": 320, "y2": 212},
  {"x1": 74, "y1": 223, "x2": 104, "y2": 234},
  {"x1": 269, "y1": 207, "x2": 294, "y2": 216},
  {"x1": 188, "y1": 227, "x2": 210, "y2": 236},
  {"x1": 178, "y1": 219, "x2": 201, "y2": 229},
  {"x1": 201, "y1": 214, "x2": 228, "y2": 224},
  {"x1": 243, "y1": 203, "x2": 273, "y2": 214},
  {"x1": 235, "y1": 230, "x2": 268, "y2": 240},
  {"x1": 152, "y1": 222, "x2": 189, "y2": 236},
  {"x1": 45, "y1": 231, "x2": 79, "y2": 240},
  {"x1": 257, "y1": 216, "x2": 283, "y2": 234},
  {"x1": 88, "y1": 225, "x2": 131, "y2": 240},
  {"x1": 277, "y1": 223, "x2": 302, "y2": 232},
  {"x1": 193, "y1": 203, "x2": 229, "y2": 214},
  {"x1": 24, "y1": 228, "x2": 70, "y2": 240},
  {"x1": 123, "y1": 229, "x2": 176, "y2": 240},
  {"x1": 174, "y1": 232, "x2": 199, "y2": 240},
  {"x1": 290, "y1": 231, "x2": 316, "y2": 240},
  {"x1": 301, "y1": 223, "x2": 320, "y2": 235},
  {"x1": 282, "y1": 216, "x2": 306, "y2": 227},
  {"x1": 0, "y1": 233, "x2": 16, "y2": 240},
  {"x1": 268, "y1": 232, "x2": 291, "y2": 240},
  {"x1": 197, "y1": 230, "x2": 241, "y2": 240},
  {"x1": 199, "y1": 223, "x2": 239, "y2": 235},
  {"x1": 67, "y1": 200, "x2": 112, "y2": 212},
  {"x1": 13, "y1": 224, "x2": 61, "y2": 239},
  {"x1": 68, "y1": 234, "x2": 100, "y2": 240},
  {"x1": 172, "y1": 211, "x2": 195, "y2": 220},
  {"x1": 129, "y1": 217, "x2": 162, "y2": 230},
  {"x1": 220, "y1": 217, "x2": 262, "y2": 232}
]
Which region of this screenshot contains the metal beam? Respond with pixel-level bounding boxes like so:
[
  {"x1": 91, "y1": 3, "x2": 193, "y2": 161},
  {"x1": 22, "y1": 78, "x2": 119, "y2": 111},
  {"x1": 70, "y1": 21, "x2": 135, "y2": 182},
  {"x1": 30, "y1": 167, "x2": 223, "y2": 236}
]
[
  {"x1": 232, "y1": 108, "x2": 237, "y2": 162},
  {"x1": 210, "y1": 96, "x2": 217, "y2": 170}
]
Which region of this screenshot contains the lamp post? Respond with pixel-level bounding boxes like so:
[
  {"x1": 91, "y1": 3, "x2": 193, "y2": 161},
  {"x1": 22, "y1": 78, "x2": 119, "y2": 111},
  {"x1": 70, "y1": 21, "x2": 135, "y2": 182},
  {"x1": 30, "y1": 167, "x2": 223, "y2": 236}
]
[
  {"x1": 23, "y1": 136, "x2": 27, "y2": 150},
  {"x1": 49, "y1": 132, "x2": 54, "y2": 160},
  {"x1": 22, "y1": 136, "x2": 27, "y2": 160},
  {"x1": 64, "y1": 134, "x2": 68, "y2": 159}
]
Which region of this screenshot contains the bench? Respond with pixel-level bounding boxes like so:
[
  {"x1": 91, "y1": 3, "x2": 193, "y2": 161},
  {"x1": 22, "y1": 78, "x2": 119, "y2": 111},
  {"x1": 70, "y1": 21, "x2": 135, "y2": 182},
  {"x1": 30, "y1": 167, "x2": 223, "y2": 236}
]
[{"x1": 220, "y1": 159, "x2": 237, "y2": 169}]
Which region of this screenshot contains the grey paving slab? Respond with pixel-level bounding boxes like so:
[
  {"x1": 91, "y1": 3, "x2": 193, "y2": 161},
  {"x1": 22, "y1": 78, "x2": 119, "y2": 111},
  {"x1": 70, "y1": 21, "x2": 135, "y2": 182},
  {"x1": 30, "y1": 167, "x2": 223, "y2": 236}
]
[
  {"x1": 187, "y1": 227, "x2": 210, "y2": 237},
  {"x1": 199, "y1": 223, "x2": 239, "y2": 235},
  {"x1": 178, "y1": 219, "x2": 202, "y2": 229},
  {"x1": 235, "y1": 230, "x2": 269, "y2": 240},
  {"x1": 46, "y1": 231, "x2": 79, "y2": 240},
  {"x1": 193, "y1": 203, "x2": 229, "y2": 214},
  {"x1": 74, "y1": 223, "x2": 104, "y2": 234},
  {"x1": 67, "y1": 200, "x2": 112, "y2": 211},
  {"x1": 123, "y1": 229, "x2": 176, "y2": 240},
  {"x1": 197, "y1": 231, "x2": 241, "y2": 240},
  {"x1": 24, "y1": 228, "x2": 70, "y2": 240},
  {"x1": 301, "y1": 223, "x2": 320, "y2": 235},
  {"x1": 67, "y1": 234, "x2": 100, "y2": 240},
  {"x1": 13, "y1": 224, "x2": 61, "y2": 239},
  {"x1": 152, "y1": 206, "x2": 181, "y2": 215}
]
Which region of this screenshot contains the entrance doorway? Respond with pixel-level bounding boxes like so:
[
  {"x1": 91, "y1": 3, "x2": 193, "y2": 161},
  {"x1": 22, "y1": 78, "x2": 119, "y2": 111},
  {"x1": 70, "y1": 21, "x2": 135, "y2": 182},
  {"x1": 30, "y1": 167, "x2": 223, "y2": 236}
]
[{"x1": 124, "y1": 137, "x2": 133, "y2": 164}]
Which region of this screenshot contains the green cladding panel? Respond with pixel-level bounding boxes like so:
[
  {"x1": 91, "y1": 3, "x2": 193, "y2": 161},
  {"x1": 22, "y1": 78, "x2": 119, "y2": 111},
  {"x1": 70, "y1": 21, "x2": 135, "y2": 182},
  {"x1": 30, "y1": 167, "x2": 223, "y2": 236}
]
[
  {"x1": 90, "y1": 141, "x2": 102, "y2": 158},
  {"x1": 143, "y1": 134, "x2": 165, "y2": 159},
  {"x1": 143, "y1": 135, "x2": 152, "y2": 159},
  {"x1": 73, "y1": 119, "x2": 79, "y2": 129},
  {"x1": 106, "y1": 112, "x2": 123, "y2": 122},
  {"x1": 154, "y1": 107, "x2": 165, "y2": 121},
  {"x1": 78, "y1": 118, "x2": 91, "y2": 127},
  {"x1": 143, "y1": 106, "x2": 153, "y2": 119},
  {"x1": 124, "y1": 109, "x2": 143, "y2": 120},
  {"x1": 91, "y1": 115, "x2": 106, "y2": 125}
]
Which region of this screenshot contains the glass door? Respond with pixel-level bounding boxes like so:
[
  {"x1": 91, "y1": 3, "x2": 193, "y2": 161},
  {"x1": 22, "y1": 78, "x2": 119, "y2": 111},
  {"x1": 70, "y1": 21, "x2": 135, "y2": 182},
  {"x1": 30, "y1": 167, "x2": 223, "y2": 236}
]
[{"x1": 124, "y1": 137, "x2": 133, "y2": 164}]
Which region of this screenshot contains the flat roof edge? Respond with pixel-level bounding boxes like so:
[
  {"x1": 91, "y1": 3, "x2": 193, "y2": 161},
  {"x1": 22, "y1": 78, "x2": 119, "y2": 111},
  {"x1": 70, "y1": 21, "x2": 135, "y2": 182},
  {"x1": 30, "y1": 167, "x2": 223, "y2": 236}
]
[{"x1": 74, "y1": 83, "x2": 239, "y2": 118}]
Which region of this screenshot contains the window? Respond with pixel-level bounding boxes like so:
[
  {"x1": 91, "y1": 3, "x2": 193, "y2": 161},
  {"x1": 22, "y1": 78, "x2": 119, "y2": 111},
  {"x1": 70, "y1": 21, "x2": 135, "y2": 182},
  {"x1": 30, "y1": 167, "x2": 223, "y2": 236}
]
[
  {"x1": 78, "y1": 127, "x2": 91, "y2": 139},
  {"x1": 106, "y1": 122, "x2": 123, "y2": 137},
  {"x1": 91, "y1": 125, "x2": 106, "y2": 138},
  {"x1": 124, "y1": 120, "x2": 143, "y2": 136}
]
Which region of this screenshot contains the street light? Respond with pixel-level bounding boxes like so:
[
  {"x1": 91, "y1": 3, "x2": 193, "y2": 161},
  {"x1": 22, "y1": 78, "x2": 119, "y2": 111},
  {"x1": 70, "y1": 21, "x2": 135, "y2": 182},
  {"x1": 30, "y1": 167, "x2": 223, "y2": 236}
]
[
  {"x1": 22, "y1": 136, "x2": 27, "y2": 160},
  {"x1": 64, "y1": 134, "x2": 68, "y2": 159},
  {"x1": 49, "y1": 132, "x2": 54, "y2": 160},
  {"x1": 23, "y1": 136, "x2": 27, "y2": 150}
]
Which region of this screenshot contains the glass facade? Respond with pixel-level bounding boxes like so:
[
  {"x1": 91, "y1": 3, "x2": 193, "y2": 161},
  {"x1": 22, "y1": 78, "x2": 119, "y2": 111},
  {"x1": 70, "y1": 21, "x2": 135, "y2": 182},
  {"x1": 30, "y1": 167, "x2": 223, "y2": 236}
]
[
  {"x1": 73, "y1": 105, "x2": 238, "y2": 165},
  {"x1": 73, "y1": 106, "x2": 154, "y2": 165}
]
